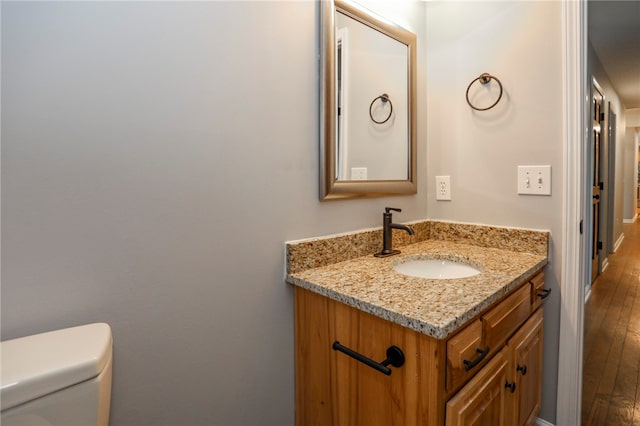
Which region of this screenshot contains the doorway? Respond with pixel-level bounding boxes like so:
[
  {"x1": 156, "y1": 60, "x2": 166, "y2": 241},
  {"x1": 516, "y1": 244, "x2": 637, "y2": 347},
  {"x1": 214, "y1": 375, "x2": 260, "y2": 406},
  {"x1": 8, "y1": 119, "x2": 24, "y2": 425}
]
[
  {"x1": 556, "y1": 1, "x2": 638, "y2": 422},
  {"x1": 590, "y1": 80, "x2": 604, "y2": 283},
  {"x1": 606, "y1": 103, "x2": 616, "y2": 256}
]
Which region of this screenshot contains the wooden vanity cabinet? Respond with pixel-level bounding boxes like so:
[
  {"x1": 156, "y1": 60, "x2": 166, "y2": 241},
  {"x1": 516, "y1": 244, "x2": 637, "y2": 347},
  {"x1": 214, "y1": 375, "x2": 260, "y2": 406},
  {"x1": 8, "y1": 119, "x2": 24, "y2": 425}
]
[
  {"x1": 294, "y1": 271, "x2": 546, "y2": 426},
  {"x1": 294, "y1": 286, "x2": 444, "y2": 426},
  {"x1": 445, "y1": 308, "x2": 543, "y2": 426}
]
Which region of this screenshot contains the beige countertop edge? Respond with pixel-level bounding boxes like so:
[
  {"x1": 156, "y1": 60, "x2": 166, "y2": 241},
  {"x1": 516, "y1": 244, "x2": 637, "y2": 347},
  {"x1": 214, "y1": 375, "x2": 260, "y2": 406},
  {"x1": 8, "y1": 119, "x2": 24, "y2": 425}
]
[{"x1": 287, "y1": 256, "x2": 548, "y2": 340}]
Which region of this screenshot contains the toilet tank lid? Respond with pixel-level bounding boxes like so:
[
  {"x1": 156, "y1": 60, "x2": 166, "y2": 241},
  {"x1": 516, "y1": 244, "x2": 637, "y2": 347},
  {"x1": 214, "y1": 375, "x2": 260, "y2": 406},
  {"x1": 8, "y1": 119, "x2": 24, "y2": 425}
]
[{"x1": 1, "y1": 323, "x2": 112, "y2": 411}]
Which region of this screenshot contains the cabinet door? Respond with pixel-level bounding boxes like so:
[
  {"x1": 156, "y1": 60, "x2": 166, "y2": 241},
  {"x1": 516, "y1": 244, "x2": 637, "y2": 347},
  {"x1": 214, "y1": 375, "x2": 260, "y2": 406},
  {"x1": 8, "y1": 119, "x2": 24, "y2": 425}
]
[
  {"x1": 508, "y1": 308, "x2": 543, "y2": 426},
  {"x1": 445, "y1": 347, "x2": 509, "y2": 426},
  {"x1": 295, "y1": 287, "x2": 442, "y2": 426}
]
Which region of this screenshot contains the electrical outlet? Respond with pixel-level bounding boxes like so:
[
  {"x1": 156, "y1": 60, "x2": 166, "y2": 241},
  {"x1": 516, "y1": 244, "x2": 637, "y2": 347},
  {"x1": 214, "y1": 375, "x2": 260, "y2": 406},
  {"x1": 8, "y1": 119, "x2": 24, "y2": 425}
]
[
  {"x1": 436, "y1": 175, "x2": 451, "y2": 200},
  {"x1": 351, "y1": 167, "x2": 367, "y2": 180},
  {"x1": 517, "y1": 165, "x2": 551, "y2": 195}
]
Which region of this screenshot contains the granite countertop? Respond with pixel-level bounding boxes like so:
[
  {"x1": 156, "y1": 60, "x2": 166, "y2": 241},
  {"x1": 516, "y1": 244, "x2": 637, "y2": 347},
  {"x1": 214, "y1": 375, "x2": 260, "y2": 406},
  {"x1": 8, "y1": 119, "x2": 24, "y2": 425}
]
[{"x1": 286, "y1": 227, "x2": 548, "y2": 340}]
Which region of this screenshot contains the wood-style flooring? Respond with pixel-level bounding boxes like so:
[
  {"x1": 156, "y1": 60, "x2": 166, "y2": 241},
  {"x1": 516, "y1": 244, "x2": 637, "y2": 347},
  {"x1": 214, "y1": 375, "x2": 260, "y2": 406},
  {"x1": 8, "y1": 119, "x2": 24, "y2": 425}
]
[{"x1": 582, "y1": 219, "x2": 640, "y2": 425}]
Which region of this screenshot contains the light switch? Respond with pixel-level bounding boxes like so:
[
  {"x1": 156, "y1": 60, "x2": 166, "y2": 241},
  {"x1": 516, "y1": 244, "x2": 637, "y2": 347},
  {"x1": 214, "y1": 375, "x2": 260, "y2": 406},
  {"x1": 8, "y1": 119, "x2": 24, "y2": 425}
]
[{"x1": 517, "y1": 165, "x2": 551, "y2": 195}]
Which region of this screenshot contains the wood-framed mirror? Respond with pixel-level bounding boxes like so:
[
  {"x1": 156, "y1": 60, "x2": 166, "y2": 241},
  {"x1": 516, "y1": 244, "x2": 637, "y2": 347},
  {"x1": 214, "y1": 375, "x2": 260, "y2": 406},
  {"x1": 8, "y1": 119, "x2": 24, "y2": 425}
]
[{"x1": 320, "y1": 0, "x2": 417, "y2": 200}]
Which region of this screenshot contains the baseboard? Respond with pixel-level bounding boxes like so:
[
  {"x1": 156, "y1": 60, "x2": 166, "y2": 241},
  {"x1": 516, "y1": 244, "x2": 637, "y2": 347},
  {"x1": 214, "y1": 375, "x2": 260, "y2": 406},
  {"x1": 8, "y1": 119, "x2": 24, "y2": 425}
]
[
  {"x1": 535, "y1": 417, "x2": 555, "y2": 426},
  {"x1": 585, "y1": 285, "x2": 591, "y2": 303},
  {"x1": 613, "y1": 233, "x2": 625, "y2": 252},
  {"x1": 601, "y1": 257, "x2": 609, "y2": 273},
  {"x1": 623, "y1": 213, "x2": 638, "y2": 223}
]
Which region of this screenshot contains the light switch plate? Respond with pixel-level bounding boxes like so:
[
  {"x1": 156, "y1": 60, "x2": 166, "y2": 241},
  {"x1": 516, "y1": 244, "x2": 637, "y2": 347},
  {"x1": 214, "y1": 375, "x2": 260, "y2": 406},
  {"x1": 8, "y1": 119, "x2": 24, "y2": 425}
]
[{"x1": 517, "y1": 165, "x2": 551, "y2": 195}]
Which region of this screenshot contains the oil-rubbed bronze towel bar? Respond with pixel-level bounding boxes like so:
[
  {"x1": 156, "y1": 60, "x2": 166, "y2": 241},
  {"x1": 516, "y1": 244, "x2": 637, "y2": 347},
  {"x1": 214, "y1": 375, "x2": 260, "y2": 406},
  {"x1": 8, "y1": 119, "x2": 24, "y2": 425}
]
[
  {"x1": 465, "y1": 73, "x2": 503, "y2": 111},
  {"x1": 369, "y1": 93, "x2": 393, "y2": 124},
  {"x1": 332, "y1": 341, "x2": 405, "y2": 375}
]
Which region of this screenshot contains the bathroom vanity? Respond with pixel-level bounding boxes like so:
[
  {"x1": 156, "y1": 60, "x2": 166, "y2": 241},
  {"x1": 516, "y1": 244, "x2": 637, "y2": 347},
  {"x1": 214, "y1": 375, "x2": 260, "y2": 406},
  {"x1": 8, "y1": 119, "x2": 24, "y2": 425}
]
[{"x1": 286, "y1": 220, "x2": 550, "y2": 426}]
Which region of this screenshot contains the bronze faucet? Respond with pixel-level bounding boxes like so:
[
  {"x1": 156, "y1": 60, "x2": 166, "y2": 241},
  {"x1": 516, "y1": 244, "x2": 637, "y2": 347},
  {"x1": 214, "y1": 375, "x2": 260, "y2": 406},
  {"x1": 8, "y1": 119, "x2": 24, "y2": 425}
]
[{"x1": 374, "y1": 207, "x2": 414, "y2": 257}]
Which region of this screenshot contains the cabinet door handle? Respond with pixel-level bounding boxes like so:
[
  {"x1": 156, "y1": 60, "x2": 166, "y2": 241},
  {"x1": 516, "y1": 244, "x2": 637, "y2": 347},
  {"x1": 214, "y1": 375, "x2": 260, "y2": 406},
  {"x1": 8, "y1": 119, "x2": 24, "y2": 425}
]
[
  {"x1": 332, "y1": 341, "x2": 405, "y2": 376},
  {"x1": 463, "y1": 346, "x2": 490, "y2": 371},
  {"x1": 517, "y1": 364, "x2": 527, "y2": 375},
  {"x1": 537, "y1": 288, "x2": 552, "y2": 300},
  {"x1": 505, "y1": 381, "x2": 517, "y2": 393}
]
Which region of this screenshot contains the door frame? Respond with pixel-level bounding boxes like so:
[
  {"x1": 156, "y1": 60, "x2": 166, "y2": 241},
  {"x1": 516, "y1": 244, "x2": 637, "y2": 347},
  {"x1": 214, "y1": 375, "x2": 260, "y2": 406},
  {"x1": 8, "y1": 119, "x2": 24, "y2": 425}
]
[{"x1": 556, "y1": 0, "x2": 587, "y2": 424}]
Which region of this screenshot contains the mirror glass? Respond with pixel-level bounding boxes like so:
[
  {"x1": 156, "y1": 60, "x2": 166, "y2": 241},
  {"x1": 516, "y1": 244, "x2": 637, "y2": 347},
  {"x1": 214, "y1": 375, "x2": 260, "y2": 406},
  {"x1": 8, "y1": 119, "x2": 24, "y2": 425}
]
[{"x1": 321, "y1": 0, "x2": 417, "y2": 200}]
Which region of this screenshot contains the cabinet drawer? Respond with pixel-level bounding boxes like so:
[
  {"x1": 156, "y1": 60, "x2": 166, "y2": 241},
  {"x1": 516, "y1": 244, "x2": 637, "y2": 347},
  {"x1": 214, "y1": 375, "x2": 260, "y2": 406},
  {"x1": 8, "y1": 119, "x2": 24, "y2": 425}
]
[
  {"x1": 483, "y1": 284, "x2": 531, "y2": 351},
  {"x1": 531, "y1": 272, "x2": 545, "y2": 311},
  {"x1": 446, "y1": 346, "x2": 510, "y2": 426},
  {"x1": 446, "y1": 319, "x2": 484, "y2": 391}
]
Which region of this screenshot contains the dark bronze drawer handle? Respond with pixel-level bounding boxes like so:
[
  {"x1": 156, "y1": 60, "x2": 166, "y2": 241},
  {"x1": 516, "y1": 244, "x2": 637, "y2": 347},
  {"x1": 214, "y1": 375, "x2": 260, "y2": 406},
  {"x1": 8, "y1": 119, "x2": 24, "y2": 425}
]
[
  {"x1": 463, "y1": 346, "x2": 490, "y2": 371},
  {"x1": 505, "y1": 381, "x2": 517, "y2": 393},
  {"x1": 332, "y1": 341, "x2": 405, "y2": 376},
  {"x1": 537, "y1": 288, "x2": 552, "y2": 300},
  {"x1": 517, "y1": 364, "x2": 527, "y2": 375}
]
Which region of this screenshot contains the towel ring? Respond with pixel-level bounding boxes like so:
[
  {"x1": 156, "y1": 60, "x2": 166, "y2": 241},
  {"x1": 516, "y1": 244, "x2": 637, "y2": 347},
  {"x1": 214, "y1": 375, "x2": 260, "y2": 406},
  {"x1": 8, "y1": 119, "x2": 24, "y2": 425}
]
[
  {"x1": 466, "y1": 73, "x2": 503, "y2": 111},
  {"x1": 369, "y1": 93, "x2": 393, "y2": 124}
]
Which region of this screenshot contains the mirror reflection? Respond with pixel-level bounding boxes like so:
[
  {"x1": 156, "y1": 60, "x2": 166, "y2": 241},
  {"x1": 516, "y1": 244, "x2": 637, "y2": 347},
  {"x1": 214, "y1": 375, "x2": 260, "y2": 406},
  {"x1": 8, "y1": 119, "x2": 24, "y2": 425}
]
[
  {"x1": 321, "y1": 0, "x2": 417, "y2": 199},
  {"x1": 335, "y1": 11, "x2": 409, "y2": 181}
]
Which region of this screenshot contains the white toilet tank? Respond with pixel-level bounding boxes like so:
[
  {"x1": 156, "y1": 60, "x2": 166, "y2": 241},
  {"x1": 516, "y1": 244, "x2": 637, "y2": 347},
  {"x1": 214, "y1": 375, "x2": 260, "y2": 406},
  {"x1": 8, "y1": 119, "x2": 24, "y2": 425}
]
[{"x1": 1, "y1": 323, "x2": 113, "y2": 426}]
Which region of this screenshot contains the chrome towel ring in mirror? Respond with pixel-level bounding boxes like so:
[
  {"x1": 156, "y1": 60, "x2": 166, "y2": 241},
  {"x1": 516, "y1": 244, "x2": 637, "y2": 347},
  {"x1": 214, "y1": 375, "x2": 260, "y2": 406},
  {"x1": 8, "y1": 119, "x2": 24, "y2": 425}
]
[
  {"x1": 369, "y1": 93, "x2": 393, "y2": 124},
  {"x1": 465, "y1": 73, "x2": 503, "y2": 111}
]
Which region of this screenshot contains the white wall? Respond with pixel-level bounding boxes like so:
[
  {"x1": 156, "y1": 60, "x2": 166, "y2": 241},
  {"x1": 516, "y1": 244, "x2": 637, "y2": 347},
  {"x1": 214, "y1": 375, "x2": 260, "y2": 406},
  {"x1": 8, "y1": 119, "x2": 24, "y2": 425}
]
[
  {"x1": 628, "y1": 108, "x2": 640, "y2": 127},
  {"x1": 426, "y1": 2, "x2": 564, "y2": 422},
  {"x1": 624, "y1": 108, "x2": 640, "y2": 221},
  {"x1": 1, "y1": 2, "x2": 427, "y2": 425},
  {"x1": 623, "y1": 127, "x2": 640, "y2": 221}
]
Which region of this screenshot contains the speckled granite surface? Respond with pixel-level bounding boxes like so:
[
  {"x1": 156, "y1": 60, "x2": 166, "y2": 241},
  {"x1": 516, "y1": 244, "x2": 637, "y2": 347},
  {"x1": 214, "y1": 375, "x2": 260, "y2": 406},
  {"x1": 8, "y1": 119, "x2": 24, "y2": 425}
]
[
  {"x1": 429, "y1": 221, "x2": 548, "y2": 256},
  {"x1": 286, "y1": 220, "x2": 431, "y2": 274},
  {"x1": 286, "y1": 220, "x2": 548, "y2": 340}
]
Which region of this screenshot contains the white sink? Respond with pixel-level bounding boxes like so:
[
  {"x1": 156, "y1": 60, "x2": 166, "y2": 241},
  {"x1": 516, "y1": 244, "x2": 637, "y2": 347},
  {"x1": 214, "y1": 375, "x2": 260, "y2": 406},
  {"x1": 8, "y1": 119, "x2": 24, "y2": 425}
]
[{"x1": 393, "y1": 258, "x2": 481, "y2": 279}]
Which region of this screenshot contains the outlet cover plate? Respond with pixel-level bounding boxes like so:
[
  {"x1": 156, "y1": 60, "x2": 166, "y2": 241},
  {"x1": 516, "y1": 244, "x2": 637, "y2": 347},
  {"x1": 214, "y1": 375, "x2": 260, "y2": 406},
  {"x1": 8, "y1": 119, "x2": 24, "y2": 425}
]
[
  {"x1": 517, "y1": 165, "x2": 551, "y2": 195},
  {"x1": 350, "y1": 167, "x2": 367, "y2": 180},
  {"x1": 436, "y1": 175, "x2": 451, "y2": 200}
]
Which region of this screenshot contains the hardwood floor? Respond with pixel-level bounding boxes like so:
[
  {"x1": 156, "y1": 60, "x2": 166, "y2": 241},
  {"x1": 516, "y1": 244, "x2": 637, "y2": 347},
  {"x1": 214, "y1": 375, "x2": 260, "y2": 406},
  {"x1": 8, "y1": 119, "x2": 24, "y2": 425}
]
[{"x1": 582, "y1": 219, "x2": 640, "y2": 425}]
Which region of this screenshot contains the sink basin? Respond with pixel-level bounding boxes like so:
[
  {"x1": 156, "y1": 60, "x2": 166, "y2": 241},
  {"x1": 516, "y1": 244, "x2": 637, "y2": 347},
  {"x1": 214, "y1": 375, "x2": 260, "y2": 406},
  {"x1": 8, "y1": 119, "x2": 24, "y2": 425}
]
[{"x1": 393, "y1": 258, "x2": 481, "y2": 279}]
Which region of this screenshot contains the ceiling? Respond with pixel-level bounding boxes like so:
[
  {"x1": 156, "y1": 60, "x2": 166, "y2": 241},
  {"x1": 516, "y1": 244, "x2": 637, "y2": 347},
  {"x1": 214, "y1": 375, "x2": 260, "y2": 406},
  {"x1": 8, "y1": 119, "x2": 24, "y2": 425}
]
[{"x1": 588, "y1": 0, "x2": 640, "y2": 109}]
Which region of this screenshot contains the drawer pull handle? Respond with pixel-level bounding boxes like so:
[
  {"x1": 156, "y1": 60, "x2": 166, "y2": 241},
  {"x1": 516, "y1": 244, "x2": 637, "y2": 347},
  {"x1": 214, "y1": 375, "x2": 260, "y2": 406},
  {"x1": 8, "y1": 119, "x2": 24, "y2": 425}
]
[
  {"x1": 463, "y1": 346, "x2": 490, "y2": 371},
  {"x1": 537, "y1": 288, "x2": 552, "y2": 300},
  {"x1": 332, "y1": 341, "x2": 405, "y2": 376},
  {"x1": 517, "y1": 364, "x2": 527, "y2": 375},
  {"x1": 505, "y1": 381, "x2": 517, "y2": 393}
]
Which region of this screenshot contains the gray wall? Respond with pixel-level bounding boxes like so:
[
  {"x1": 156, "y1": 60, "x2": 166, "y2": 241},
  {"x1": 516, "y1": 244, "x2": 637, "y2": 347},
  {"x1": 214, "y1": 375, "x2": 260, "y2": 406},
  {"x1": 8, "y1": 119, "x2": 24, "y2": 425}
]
[
  {"x1": 1, "y1": 2, "x2": 427, "y2": 425},
  {"x1": 2, "y1": 1, "x2": 582, "y2": 425},
  {"x1": 425, "y1": 2, "x2": 564, "y2": 422}
]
